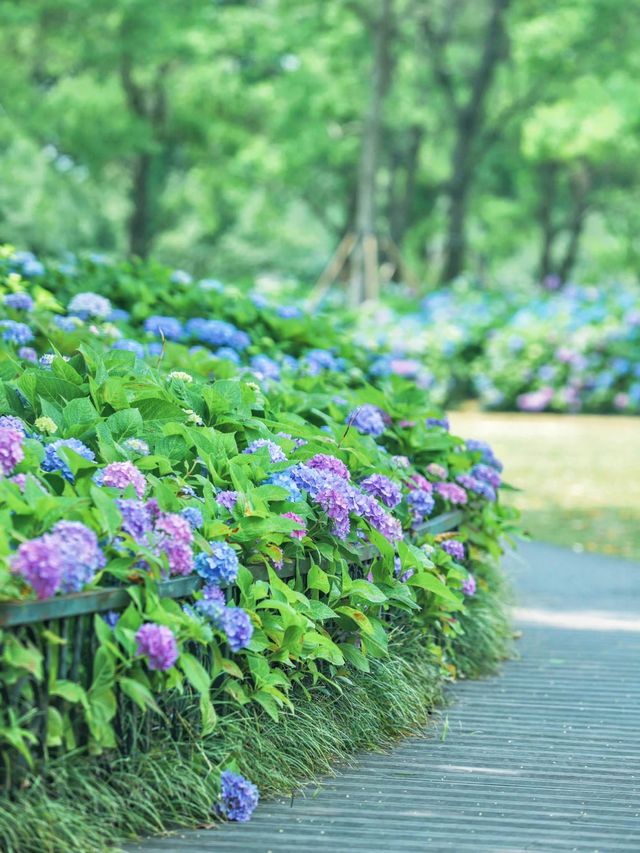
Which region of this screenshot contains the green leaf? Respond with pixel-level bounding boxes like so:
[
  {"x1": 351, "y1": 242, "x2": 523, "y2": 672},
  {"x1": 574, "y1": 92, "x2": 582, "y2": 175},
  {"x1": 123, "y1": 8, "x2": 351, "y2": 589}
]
[
  {"x1": 306, "y1": 563, "x2": 330, "y2": 594},
  {"x1": 340, "y1": 643, "x2": 370, "y2": 672},
  {"x1": 119, "y1": 677, "x2": 162, "y2": 713},
  {"x1": 180, "y1": 652, "x2": 211, "y2": 695},
  {"x1": 406, "y1": 572, "x2": 463, "y2": 608}
]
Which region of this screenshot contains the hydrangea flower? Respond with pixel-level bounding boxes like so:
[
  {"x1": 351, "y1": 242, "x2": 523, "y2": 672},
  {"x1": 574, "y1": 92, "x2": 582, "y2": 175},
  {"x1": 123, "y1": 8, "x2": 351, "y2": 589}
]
[
  {"x1": 456, "y1": 473, "x2": 496, "y2": 502},
  {"x1": 466, "y1": 439, "x2": 503, "y2": 471},
  {"x1": 11, "y1": 250, "x2": 44, "y2": 277},
  {"x1": 68, "y1": 292, "x2": 112, "y2": 319},
  {"x1": 214, "y1": 347, "x2": 241, "y2": 364},
  {"x1": 441, "y1": 539, "x2": 465, "y2": 562},
  {"x1": 219, "y1": 770, "x2": 259, "y2": 822},
  {"x1": 356, "y1": 493, "x2": 403, "y2": 541},
  {"x1": 11, "y1": 533, "x2": 65, "y2": 599},
  {"x1": 4, "y1": 292, "x2": 34, "y2": 312},
  {"x1": 54, "y1": 315, "x2": 83, "y2": 333},
  {"x1": 155, "y1": 513, "x2": 194, "y2": 576},
  {"x1": 303, "y1": 348, "x2": 344, "y2": 375},
  {"x1": 282, "y1": 512, "x2": 306, "y2": 539},
  {"x1": 118, "y1": 499, "x2": 153, "y2": 542},
  {"x1": 39, "y1": 353, "x2": 55, "y2": 369},
  {"x1": 316, "y1": 482, "x2": 352, "y2": 539},
  {"x1": 426, "y1": 463, "x2": 447, "y2": 480},
  {"x1": 216, "y1": 490, "x2": 239, "y2": 511},
  {"x1": 41, "y1": 438, "x2": 95, "y2": 482},
  {"x1": 472, "y1": 463, "x2": 501, "y2": 489},
  {"x1": 135, "y1": 623, "x2": 178, "y2": 671},
  {"x1": 170, "y1": 269, "x2": 192, "y2": 286},
  {"x1": 122, "y1": 438, "x2": 150, "y2": 457},
  {"x1": 277, "y1": 305, "x2": 302, "y2": 319},
  {"x1": 462, "y1": 573, "x2": 477, "y2": 596},
  {"x1": 95, "y1": 461, "x2": 146, "y2": 498},
  {"x1": 102, "y1": 611, "x2": 120, "y2": 628},
  {"x1": 144, "y1": 315, "x2": 183, "y2": 340},
  {"x1": 408, "y1": 474, "x2": 433, "y2": 492},
  {"x1": 0, "y1": 426, "x2": 25, "y2": 477},
  {"x1": 181, "y1": 506, "x2": 203, "y2": 529},
  {"x1": 0, "y1": 415, "x2": 26, "y2": 433},
  {"x1": 194, "y1": 585, "x2": 226, "y2": 624},
  {"x1": 250, "y1": 354, "x2": 280, "y2": 381},
  {"x1": 34, "y1": 416, "x2": 57, "y2": 434},
  {"x1": 426, "y1": 416, "x2": 450, "y2": 430},
  {"x1": 347, "y1": 404, "x2": 387, "y2": 437},
  {"x1": 0, "y1": 320, "x2": 33, "y2": 344},
  {"x1": 435, "y1": 482, "x2": 468, "y2": 505},
  {"x1": 307, "y1": 454, "x2": 350, "y2": 481},
  {"x1": 195, "y1": 541, "x2": 239, "y2": 585},
  {"x1": 243, "y1": 439, "x2": 286, "y2": 463},
  {"x1": 52, "y1": 521, "x2": 106, "y2": 592},
  {"x1": 167, "y1": 370, "x2": 193, "y2": 383},
  {"x1": 112, "y1": 339, "x2": 145, "y2": 359},
  {"x1": 18, "y1": 346, "x2": 37, "y2": 362},
  {"x1": 264, "y1": 470, "x2": 302, "y2": 502},
  {"x1": 406, "y1": 488, "x2": 435, "y2": 522},
  {"x1": 221, "y1": 607, "x2": 254, "y2": 652}
]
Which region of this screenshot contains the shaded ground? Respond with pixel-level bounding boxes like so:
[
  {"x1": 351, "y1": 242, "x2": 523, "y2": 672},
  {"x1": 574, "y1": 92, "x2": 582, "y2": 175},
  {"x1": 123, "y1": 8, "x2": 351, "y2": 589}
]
[
  {"x1": 130, "y1": 542, "x2": 640, "y2": 852},
  {"x1": 451, "y1": 411, "x2": 640, "y2": 561}
]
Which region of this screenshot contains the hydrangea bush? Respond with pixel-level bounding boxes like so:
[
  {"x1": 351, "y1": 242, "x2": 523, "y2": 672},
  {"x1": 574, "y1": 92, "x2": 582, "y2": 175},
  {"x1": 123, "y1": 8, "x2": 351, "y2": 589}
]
[{"x1": 0, "y1": 246, "x2": 520, "y2": 829}]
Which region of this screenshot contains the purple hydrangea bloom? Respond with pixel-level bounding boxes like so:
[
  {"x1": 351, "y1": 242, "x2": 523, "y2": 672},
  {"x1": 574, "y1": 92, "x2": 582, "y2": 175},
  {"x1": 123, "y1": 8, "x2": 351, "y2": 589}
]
[
  {"x1": 289, "y1": 463, "x2": 325, "y2": 497},
  {"x1": 360, "y1": 474, "x2": 402, "y2": 508},
  {"x1": 276, "y1": 431, "x2": 307, "y2": 449},
  {"x1": 39, "y1": 353, "x2": 55, "y2": 369},
  {"x1": 52, "y1": 520, "x2": 106, "y2": 592},
  {"x1": 471, "y1": 463, "x2": 501, "y2": 489},
  {"x1": 316, "y1": 482, "x2": 352, "y2": 539},
  {"x1": 264, "y1": 470, "x2": 302, "y2": 502},
  {"x1": 441, "y1": 539, "x2": 465, "y2": 562},
  {"x1": 112, "y1": 339, "x2": 146, "y2": 359},
  {"x1": 357, "y1": 493, "x2": 403, "y2": 542},
  {"x1": 216, "y1": 490, "x2": 239, "y2": 511},
  {"x1": 68, "y1": 292, "x2": 112, "y2": 319},
  {"x1": 435, "y1": 482, "x2": 468, "y2": 505},
  {"x1": 96, "y1": 461, "x2": 146, "y2": 498},
  {"x1": 347, "y1": 404, "x2": 387, "y2": 437},
  {"x1": 456, "y1": 473, "x2": 496, "y2": 502},
  {"x1": 282, "y1": 512, "x2": 306, "y2": 539},
  {"x1": 406, "y1": 488, "x2": 435, "y2": 522},
  {"x1": 0, "y1": 426, "x2": 24, "y2": 476},
  {"x1": 221, "y1": 607, "x2": 254, "y2": 652},
  {"x1": 394, "y1": 555, "x2": 414, "y2": 583},
  {"x1": 426, "y1": 463, "x2": 447, "y2": 480},
  {"x1": 462, "y1": 573, "x2": 477, "y2": 596},
  {"x1": 195, "y1": 541, "x2": 239, "y2": 584},
  {"x1": 195, "y1": 585, "x2": 226, "y2": 624},
  {"x1": 243, "y1": 439, "x2": 286, "y2": 463},
  {"x1": 144, "y1": 315, "x2": 183, "y2": 340},
  {"x1": 42, "y1": 438, "x2": 96, "y2": 482},
  {"x1": 118, "y1": 499, "x2": 153, "y2": 542},
  {"x1": 181, "y1": 506, "x2": 204, "y2": 529},
  {"x1": 18, "y1": 346, "x2": 37, "y2": 362},
  {"x1": 0, "y1": 320, "x2": 34, "y2": 344},
  {"x1": 11, "y1": 533, "x2": 65, "y2": 599},
  {"x1": 307, "y1": 454, "x2": 351, "y2": 481},
  {"x1": 219, "y1": 770, "x2": 259, "y2": 822},
  {"x1": 4, "y1": 293, "x2": 34, "y2": 312},
  {"x1": 135, "y1": 623, "x2": 178, "y2": 671},
  {"x1": 155, "y1": 513, "x2": 194, "y2": 576}
]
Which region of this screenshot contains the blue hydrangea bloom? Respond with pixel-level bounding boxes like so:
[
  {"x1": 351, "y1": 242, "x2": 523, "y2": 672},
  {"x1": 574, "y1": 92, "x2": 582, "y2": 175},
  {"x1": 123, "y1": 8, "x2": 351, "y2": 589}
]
[
  {"x1": 219, "y1": 770, "x2": 259, "y2": 821},
  {"x1": 214, "y1": 347, "x2": 241, "y2": 364},
  {"x1": 0, "y1": 321, "x2": 34, "y2": 344},
  {"x1": 11, "y1": 251, "x2": 44, "y2": 277},
  {"x1": 4, "y1": 293, "x2": 34, "y2": 312},
  {"x1": 54, "y1": 315, "x2": 83, "y2": 332},
  {"x1": 221, "y1": 607, "x2": 254, "y2": 652},
  {"x1": 112, "y1": 339, "x2": 146, "y2": 358},
  {"x1": 195, "y1": 542, "x2": 239, "y2": 585},
  {"x1": 181, "y1": 506, "x2": 204, "y2": 529},
  {"x1": 41, "y1": 438, "x2": 96, "y2": 482},
  {"x1": 144, "y1": 315, "x2": 183, "y2": 340},
  {"x1": 264, "y1": 470, "x2": 303, "y2": 502},
  {"x1": 68, "y1": 292, "x2": 112, "y2": 319},
  {"x1": 250, "y1": 354, "x2": 280, "y2": 381},
  {"x1": 170, "y1": 269, "x2": 192, "y2": 286},
  {"x1": 348, "y1": 404, "x2": 387, "y2": 437},
  {"x1": 406, "y1": 489, "x2": 435, "y2": 522}
]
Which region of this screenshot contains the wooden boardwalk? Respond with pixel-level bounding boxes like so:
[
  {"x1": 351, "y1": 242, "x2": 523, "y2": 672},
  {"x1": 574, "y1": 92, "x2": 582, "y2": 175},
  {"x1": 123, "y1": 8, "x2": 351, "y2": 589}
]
[{"x1": 132, "y1": 542, "x2": 640, "y2": 852}]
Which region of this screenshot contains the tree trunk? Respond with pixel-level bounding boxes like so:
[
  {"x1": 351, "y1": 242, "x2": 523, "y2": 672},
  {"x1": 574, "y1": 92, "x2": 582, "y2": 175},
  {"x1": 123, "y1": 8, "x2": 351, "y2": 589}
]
[
  {"x1": 439, "y1": 0, "x2": 511, "y2": 284},
  {"x1": 350, "y1": 0, "x2": 394, "y2": 304},
  {"x1": 390, "y1": 124, "x2": 423, "y2": 247},
  {"x1": 558, "y1": 168, "x2": 590, "y2": 283},
  {"x1": 537, "y1": 161, "x2": 559, "y2": 282},
  {"x1": 128, "y1": 153, "x2": 153, "y2": 259}
]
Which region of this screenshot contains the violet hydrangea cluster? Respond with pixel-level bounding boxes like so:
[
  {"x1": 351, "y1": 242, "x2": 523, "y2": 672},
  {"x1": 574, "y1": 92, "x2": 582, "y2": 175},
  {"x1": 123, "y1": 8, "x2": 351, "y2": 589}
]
[
  {"x1": 0, "y1": 425, "x2": 24, "y2": 476},
  {"x1": 360, "y1": 474, "x2": 402, "y2": 508},
  {"x1": 11, "y1": 521, "x2": 105, "y2": 599},
  {"x1": 441, "y1": 539, "x2": 465, "y2": 562},
  {"x1": 95, "y1": 461, "x2": 146, "y2": 498},
  {"x1": 219, "y1": 770, "x2": 259, "y2": 822},
  {"x1": 216, "y1": 490, "x2": 239, "y2": 511},
  {"x1": 68, "y1": 292, "x2": 112, "y2": 319},
  {"x1": 135, "y1": 623, "x2": 178, "y2": 671},
  {"x1": 307, "y1": 453, "x2": 351, "y2": 480},
  {"x1": 116, "y1": 499, "x2": 194, "y2": 576},
  {"x1": 435, "y1": 481, "x2": 468, "y2": 505},
  {"x1": 4, "y1": 292, "x2": 34, "y2": 312},
  {"x1": 282, "y1": 512, "x2": 306, "y2": 539},
  {"x1": 462, "y1": 573, "x2": 477, "y2": 596},
  {"x1": 347, "y1": 404, "x2": 388, "y2": 437}
]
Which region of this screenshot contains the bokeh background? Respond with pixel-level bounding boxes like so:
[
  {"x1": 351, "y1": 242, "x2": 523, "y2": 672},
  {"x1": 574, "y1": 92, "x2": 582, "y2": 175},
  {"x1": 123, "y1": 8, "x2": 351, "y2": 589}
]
[{"x1": 1, "y1": 0, "x2": 639, "y2": 558}]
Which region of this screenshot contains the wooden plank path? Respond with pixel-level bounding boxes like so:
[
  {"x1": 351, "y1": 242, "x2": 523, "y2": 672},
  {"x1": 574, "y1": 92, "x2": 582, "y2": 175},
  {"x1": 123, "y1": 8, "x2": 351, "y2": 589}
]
[{"x1": 131, "y1": 542, "x2": 640, "y2": 852}]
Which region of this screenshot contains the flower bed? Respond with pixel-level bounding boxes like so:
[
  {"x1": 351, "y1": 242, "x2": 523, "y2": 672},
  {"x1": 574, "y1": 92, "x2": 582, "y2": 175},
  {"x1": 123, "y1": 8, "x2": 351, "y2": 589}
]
[{"x1": 0, "y1": 248, "x2": 518, "y2": 852}]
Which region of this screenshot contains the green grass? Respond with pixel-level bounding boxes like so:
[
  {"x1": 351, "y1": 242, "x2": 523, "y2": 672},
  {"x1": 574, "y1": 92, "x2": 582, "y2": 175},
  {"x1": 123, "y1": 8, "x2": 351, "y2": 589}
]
[
  {"x1": 0, "y1": 574, "x2": 511, "y2": 853},
  {"x1": 452, "y1": 410, "x2": 640, "y2": 561}
]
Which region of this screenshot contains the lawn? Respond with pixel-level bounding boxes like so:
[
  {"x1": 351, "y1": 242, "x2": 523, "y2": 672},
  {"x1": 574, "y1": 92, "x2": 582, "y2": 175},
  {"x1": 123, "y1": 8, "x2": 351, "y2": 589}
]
[{"x1": 451, "y1": 411, "x2": 640, "y2": 562}]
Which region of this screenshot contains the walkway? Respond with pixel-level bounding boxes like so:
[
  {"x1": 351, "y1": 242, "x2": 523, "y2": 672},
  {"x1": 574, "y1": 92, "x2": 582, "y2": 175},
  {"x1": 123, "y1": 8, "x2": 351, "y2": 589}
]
[{"x1": 133, "y1": 542, "x2": 640, "y2": 852}]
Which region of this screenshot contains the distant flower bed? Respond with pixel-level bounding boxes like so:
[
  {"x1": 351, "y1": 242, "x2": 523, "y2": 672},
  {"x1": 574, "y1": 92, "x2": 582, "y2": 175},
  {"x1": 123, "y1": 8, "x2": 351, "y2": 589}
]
[
  {"x1": 355, "y1": 280, "x2": 640, "y2": 414},
  {"x1": 0, "y1": 246, "x2": 518, "y2": 828}
]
